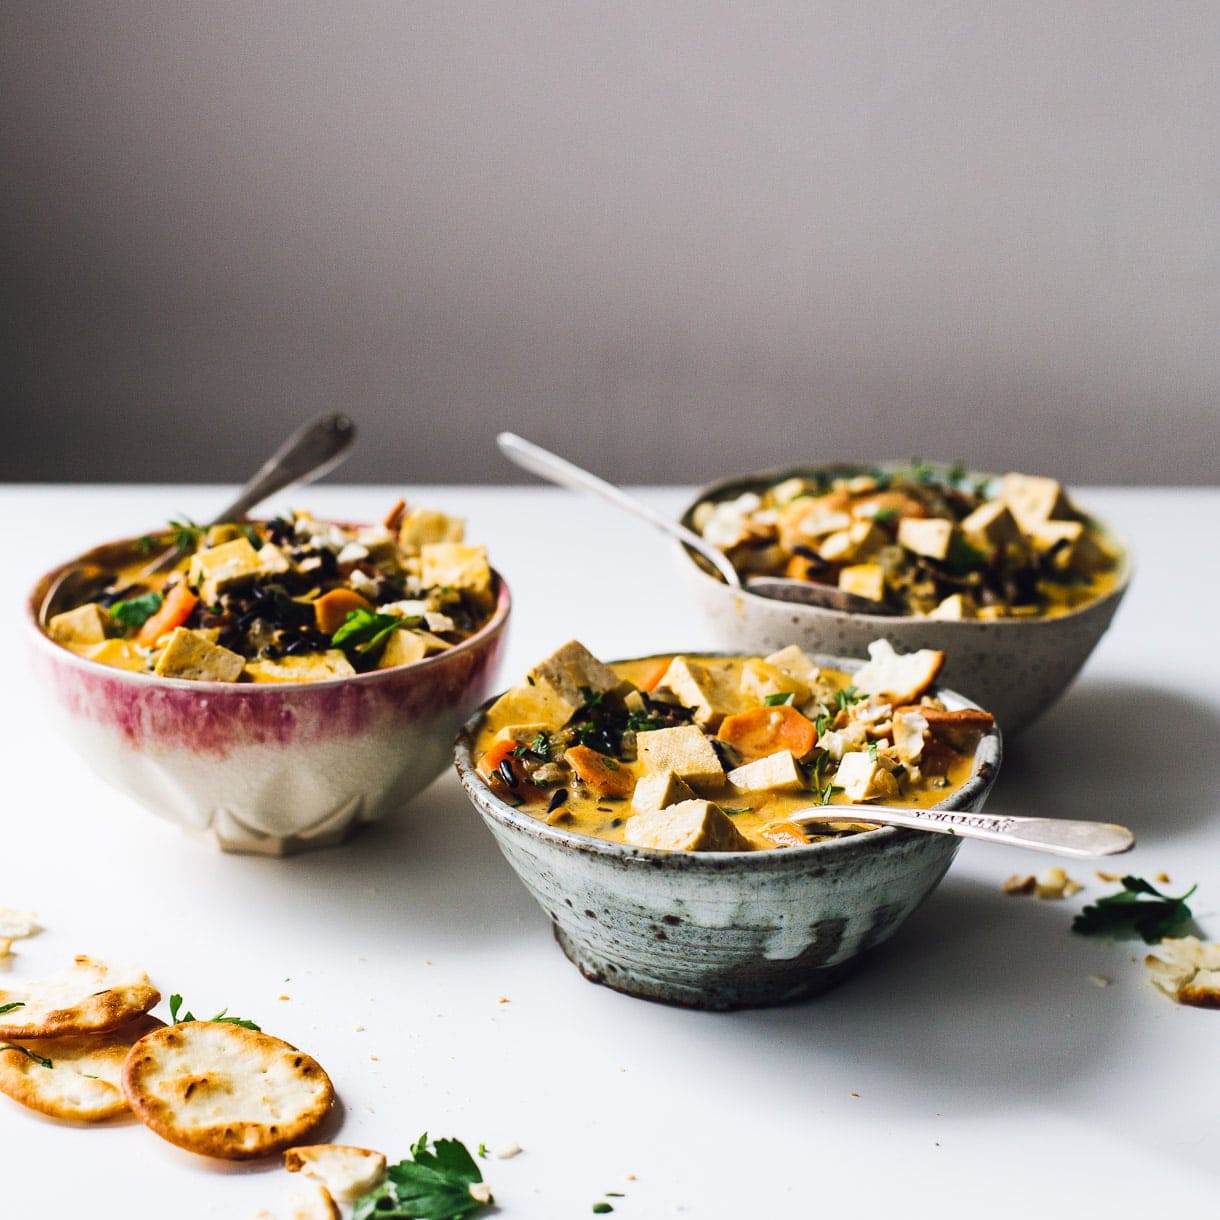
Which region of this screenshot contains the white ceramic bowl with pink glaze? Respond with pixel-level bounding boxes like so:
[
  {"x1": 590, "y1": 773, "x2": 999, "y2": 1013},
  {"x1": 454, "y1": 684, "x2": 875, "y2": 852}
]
[{"x1": 27, "y1": 539, "x2": 510, "y2": 855}]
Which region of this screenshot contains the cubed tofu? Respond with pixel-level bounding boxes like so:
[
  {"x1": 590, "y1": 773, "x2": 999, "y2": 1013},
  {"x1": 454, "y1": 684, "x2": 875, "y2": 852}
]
[
  {"x1": 777, "y1": 495, "x2": 852, "y2": 551},
  {"x1": 891, "y1": 709, "x2": 929, "y2": 762},
  {"x1": 926, "y1": 592, "x2": 976, "y2": 620},
  {"x1": 838, "y1": 563, "x2": 886, "y2": 602},
  {"x1": 528, "y1": 640, "x2": 622, "y2": 712},
  {"x1": 154, "y1": 627, "x2": 245, "y2": 682},
  {"x1": 376, "y1": 629, "x2": 428, "y2": 668},
  {"x1": 897, "y1": 517, "x2": 955, "y2": 561},
  {"x1": 47, "y1": 602, "x2": 109, "y2": 645},
  {"x1": 189, "y1": 537, "x2": 264, "y2": 604},
  {"x1": 244, "y1": 650, "x2": 357, "y2": 683},
  {"x1": 817, "y1": 721, "x2": 868, "y2": 760},
  {"x1": 1027, "y1": 520, "x2": 1111, "y2": 574},
  {"x1": 739, "y1": 658, "x2": 811, "y2": 706},
  {"x1": 653, "y1": 656, "x2": 746, "y2": 730},
  {"x1": 765, "y1": 645, "x2": 821, "y2": 689},
  {"x1": 419, "y1": 543, "x2": 492, "y2": 598},
  {"x1": 623, "y1": 800, "x2": 752, "y2": 852},
  {"x1": 727, "y1": 749, "x2": 805, "y2": 795},
  {"x1": 256, "y1": 543, "x2": 293, "y2": 575},
  {"x1": 852, "y1": 638, "x2": 945, "y2": 704},
  {"x1": 397, "y1": 508, "x2": 465, "y2": 556},
  {"x1": 833, "y1": 751, "x2": 900, "y2": 802},
  {"x1": 960, "y1": 500, "x2": 1024, "y2": 554},
  {"x1": 77, "y1": 638, "x2": 147, "y2": 671},
  {"x1": 630, "y1": 770, "x2": 697, "y2": 814},
  {"x1": 819, "y1": 520, "x2": 885, "y2": 563},
  {"x1": 1000, "y1": 472, "x2": 1073, "y2": 529},
  {"x1": 635, "y1": 725, "x2": 725, "y2": 789},
  {"x1": 484, "y1": 682, "x2": 578, "y2": 735}
]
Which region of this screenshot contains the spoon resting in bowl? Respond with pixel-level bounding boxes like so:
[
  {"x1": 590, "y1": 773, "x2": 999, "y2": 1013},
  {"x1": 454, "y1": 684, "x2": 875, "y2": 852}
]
[
  {"x1": 496, "y1": 432, "x2": 896, "y2": 614},
  {"x1": 39, "y1": 413, "x2": 356, "y2": 626},
  {"x1": 788, "y1": 804, "x2": 1134, "y2": 857}
]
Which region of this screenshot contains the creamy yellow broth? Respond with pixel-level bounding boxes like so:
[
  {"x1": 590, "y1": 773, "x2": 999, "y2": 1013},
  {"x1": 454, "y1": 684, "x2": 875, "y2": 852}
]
[{"x1": 475, "y1": 645, "x2": 985, "y2": 852}]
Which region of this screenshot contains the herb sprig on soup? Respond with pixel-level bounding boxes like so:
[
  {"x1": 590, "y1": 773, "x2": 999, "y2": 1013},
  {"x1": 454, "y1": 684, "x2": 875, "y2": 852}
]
[
  {"x1": 474, "y1": 639, "x2": 993, "y2": 852},
  {"x1": 691, "y1": 466, "x2": 1120, "y2": 618},
  {"x1": 44, "y1": 501, "x2": 496, "y2": 681}
]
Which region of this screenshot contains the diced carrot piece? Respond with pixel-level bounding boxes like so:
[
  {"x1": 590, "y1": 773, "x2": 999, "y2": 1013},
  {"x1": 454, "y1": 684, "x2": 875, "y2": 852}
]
[
  {"x1": 135, "y1": 584, "x2": 198, "y2": 646},
  {"x1": 717, "y1": 705, "x2": 817, "y2": 765},
  {"x1": 314, "y1": 588, "x2": 374, "y2": 634},
  {"x1": 564, "y1": 745, "x2": 634, "y2": 799},
  {"x1": 477, "y1": 738, "x2": 543, "y2": 804},
  {"x1": 640, "y1": 658, "x2": 671, "y2": 693}
]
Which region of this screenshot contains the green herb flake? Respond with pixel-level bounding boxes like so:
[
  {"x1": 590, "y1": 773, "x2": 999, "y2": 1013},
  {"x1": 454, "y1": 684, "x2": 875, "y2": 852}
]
[
  {"x1": 721, "y1": 806, "x2": 752, "y2": 815},
  {"x1": 871, "y1": 507, "x2": 899, "y2": 523},
  {"x1": 764, "y1": 691, "x2": 795, "y2": 706},
  {"x1": 835, "y1": 685, "x2": 866, "y2": 710},
  {"x1": 134, "y1": 534, "x2": 156, "y2": 556},
  {"x1": 868, "y1": 741, "x2": 879, "y2": 762},
  {"x1": 169, "y1": 516, "x2": 205, "y2": 551},
  {"x1": 0, "y1": 1001, "x2": 25, "y2": 1015},
  {"x1": 601, "y1": 757, "x2": 620, "y2": 771},
  {"x1": 168, "y1": 993, "x2": 261, "y2": 1031},
  {"x1": 1, "y1": 1044, "x2": 52, "y2": 1069},
  {"x1": 331, "y1": 607, "x2": 408, "y2": 654},
  {"x1": 353, "y1": 1134, "x2": 491, "y2": 1220},
  {"x1": 477, "y1": 1143, "x2": 489, "y2": 1159},
  {"x1": 108, "y1": 591, "x2": 164, "y2": 629},
  {"x1": 593, "y1": 1206, "x2": 614, "y2": 1215},
  {"x1": 1072, "y1": 876, "x2": 1198, "y2": 944}
]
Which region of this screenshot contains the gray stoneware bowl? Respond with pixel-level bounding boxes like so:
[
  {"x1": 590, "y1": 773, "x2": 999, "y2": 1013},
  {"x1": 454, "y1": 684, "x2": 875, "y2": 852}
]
[
  {"x1": 453, "y1": 651, "x2": 1002, "y2": 1010},
  {"x1": 676, "y1": 464, "x2": 1130, "y2": 735}
]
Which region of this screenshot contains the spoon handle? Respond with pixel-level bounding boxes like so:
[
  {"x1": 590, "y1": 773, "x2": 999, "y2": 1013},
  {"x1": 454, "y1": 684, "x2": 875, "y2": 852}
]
[
  {"x1": 791, "y1": 804, "x2": 1135, "y2": 857},
  {"x1": 496, "y1": 432, "x2": 741, "y2": 588},
  {"x1": 139, "y1": 414, "x2": 357, "y2": 576}
]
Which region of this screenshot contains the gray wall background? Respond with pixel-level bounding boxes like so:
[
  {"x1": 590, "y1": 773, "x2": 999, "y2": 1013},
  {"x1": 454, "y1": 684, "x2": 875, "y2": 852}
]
[{"x1": 4, "y1": 2, "x2": 1217, "y2": 486}]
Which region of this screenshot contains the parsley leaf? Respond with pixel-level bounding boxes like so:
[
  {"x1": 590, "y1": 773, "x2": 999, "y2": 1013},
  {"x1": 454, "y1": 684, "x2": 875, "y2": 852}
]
[
  {"x1": 169, "y1": 516, "x2": 205, "y2": 551},
  {"x1": 108, "y1": 591, "x2": 163, "y2": 629},
  {"x1": 331, "y1": 607, "x2": 412, "y2": 654},
  {"x1": 1071, "y1": 875, "x2": 1198, "y2": 944},
  {"x1": 0, "y1": 1001, "x2": 25, "y2": 1015},
  {"x1": 353, "y1": 1134, "x2": 491, "y2": 1220},
  {"x1": 168, "y1": 993, "x2": 261, "y2": 1031},
  {"x1": 1, "y1": 1043, "x2": 52, "y2": 1069},
  {"x1": 764, "y1": 691, "x2": 795, "y2": 706}
]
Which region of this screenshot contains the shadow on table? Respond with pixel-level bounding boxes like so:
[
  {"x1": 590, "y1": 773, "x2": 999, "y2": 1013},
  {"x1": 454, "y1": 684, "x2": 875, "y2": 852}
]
[{"x1": 994, "y1": 678, "x2": 1220, "y2": 839}]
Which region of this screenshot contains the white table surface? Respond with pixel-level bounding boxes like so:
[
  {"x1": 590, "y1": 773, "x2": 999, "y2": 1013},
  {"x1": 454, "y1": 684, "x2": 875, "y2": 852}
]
[{"x1": 2, "y1": 483, "x2": 1217, "y2": 1217}]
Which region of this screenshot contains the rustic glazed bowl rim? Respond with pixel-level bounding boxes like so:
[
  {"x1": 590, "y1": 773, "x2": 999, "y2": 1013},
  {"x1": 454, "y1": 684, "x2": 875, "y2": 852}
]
[
  {"x1": 26, "y1": 528, "x2": 512, "y2": 695},
  {"x1": 676, "y1": 460, "x2": 1132, "y2": 627},
  {"x1": 453, "y1": 649, "x2": 1002, "y2": 871}
]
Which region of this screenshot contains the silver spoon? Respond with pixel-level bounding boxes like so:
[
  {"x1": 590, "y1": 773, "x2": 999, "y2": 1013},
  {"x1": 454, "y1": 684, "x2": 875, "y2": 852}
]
[
  {"x1": 787, "y1": 804, "x2": 1135, "y2": 857},
  {"x1": 496, "y1": 432, "x2": 894, "y2": 613},
  {"x1": 40, "y1": 413, "x2": 356, "y2": 625}
]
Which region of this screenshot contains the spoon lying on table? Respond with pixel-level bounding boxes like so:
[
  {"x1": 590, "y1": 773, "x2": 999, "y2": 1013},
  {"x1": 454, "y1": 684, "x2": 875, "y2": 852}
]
[
  {"x1": 40, "y1": 413, "x2": 356, "y2": 626},
  {"x1": 787, "y1": 804, "x2": 1135, "y2": 857},
  {"x1": 495, "y1": 432, "x2": 896, "y2": 614}
]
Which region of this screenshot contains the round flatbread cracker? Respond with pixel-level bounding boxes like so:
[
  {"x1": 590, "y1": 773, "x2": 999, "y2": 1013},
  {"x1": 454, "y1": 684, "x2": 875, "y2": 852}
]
[
  {"x1": 122, "y1": 1021, "x2": 335, "y2": 1160},
  {"x1": 0, "y1": 1014, "x2": 164, "y2": 1121},
  {"x1": 0, "y1": 956, "x2": 160, "y2": 1039}
]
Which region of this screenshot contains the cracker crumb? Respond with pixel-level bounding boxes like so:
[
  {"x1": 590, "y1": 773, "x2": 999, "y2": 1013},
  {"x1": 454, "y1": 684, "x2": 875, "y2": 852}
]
[
  {"x1": 497, "y1": 997, "x2": 510, "y2": 1004},
  {"x1": 850, "y1": 1091, "x2": 860, "y2": 1098},
  {"x1": 469, "y1": 1183, "x2": 493, "y2": 1204},
  {"x1": 370, "y1": 1055, "x2": 380, "y2": 1062},
  {"x1": 1034, "y1": 867, "x2": 1081, "y2": 900},
  {"x1": 493, "y1": 1142, "x2": 522, "y2": 1159},
  {"x1": 626, "y1": 1174, "x2": 637, "y2": 1182},
  {"x1": 1089, "y1": 975, "x2": 1111, "y2": 988},
  {"x1": 278, "y1": 994, "x2": 291, "y2": 1001},
  {"x1": 1002, "y1": 874, "x2": 1035, "y2": 895},
  {"x1": 1155, "y1": 872, "x2": 1171, "y2": 884},
  {"x1": 1096, "y1": 870, "x2": 1122, "y2": 883},
  {"x1": 354, "y1": 1025, "x2": 365, "y2": 1033}
]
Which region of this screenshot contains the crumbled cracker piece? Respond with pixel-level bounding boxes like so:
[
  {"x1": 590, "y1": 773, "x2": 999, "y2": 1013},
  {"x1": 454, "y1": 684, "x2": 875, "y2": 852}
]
[
  {"x1": 1002, "y1": 874, "x2": 1036, "y2": 896},
  {"x1": 1034, "y1": 867, "x2": 1082, "y2": 900},
  {"x1": 1144, "y1": 938, "x2": 1220, "y2": 1009}
]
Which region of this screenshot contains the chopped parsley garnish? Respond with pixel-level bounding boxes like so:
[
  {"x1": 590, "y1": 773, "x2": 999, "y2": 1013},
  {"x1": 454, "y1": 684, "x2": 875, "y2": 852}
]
[
  {"x1": 835, "y1": 686, "x2": 866, "y2": 710},
  {"x1": 477, "y1": 1143, "x2": 489, "y2": 1159},
  {"x1": 1071, "y1": 876, "x2": 1197, "y2": 944},
  {"x1": 593, "y1": 1205, "x2": 614, "y2": 1215},
  {"x1": 1, "y1": 1044, "x2": 52, "y2": 1068},
  {"x1": 331, "y1": 607, "x2": 414, "y2": 655},
  {"x1": 820, "y1": 783, "x2": 839, "y2": 805},
  {"x1": 871, "y1": 507, "x2": 899, "y2": 523},
  {"x1": 764, "y1": 691, "x2": 795, "y2": 706},
  {"x1": 353, "y1": 1134, "x2": 491, "y2": 1220},
  {"x1": 168, "y1": 993, "x2": 261, "y2": 1031},
  {"x1": 108, "y1": 591, "x2": 164, "y2": 629},
  {"x1": 169, "y1": 516, "x2": 205, "y2": 551},
  {"x1": 0, "y1": 1001, "x2": 25, "y2": 1015},
  {"x1": 134, "y1": 534, "x2": 156, "y2": 555}
]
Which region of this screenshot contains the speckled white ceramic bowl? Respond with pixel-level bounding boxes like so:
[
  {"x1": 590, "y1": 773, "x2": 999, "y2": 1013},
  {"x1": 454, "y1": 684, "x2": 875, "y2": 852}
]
[
  {"x1": 676, "y1": 464, "x2": 1130, "y2": 735},
  {"x1": 454, "y1": 652, "x2": 1002, "y2": 1010},
  {"x1": 28, "y1": 534, "x2": 510, "y2": 856}
]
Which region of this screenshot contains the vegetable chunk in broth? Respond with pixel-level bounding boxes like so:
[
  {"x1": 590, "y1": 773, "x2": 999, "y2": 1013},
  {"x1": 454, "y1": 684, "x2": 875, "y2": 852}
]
[{"x1": 474, "y1": 639, "x2": 991, "y2": 851}]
